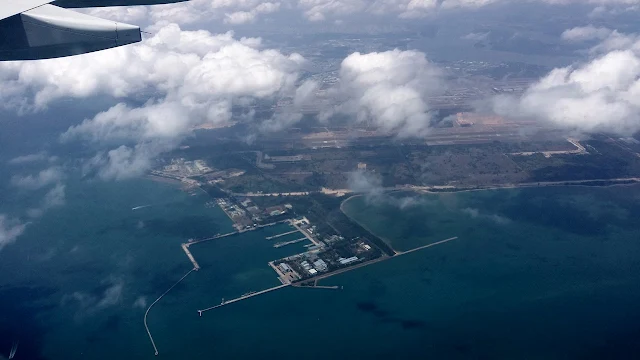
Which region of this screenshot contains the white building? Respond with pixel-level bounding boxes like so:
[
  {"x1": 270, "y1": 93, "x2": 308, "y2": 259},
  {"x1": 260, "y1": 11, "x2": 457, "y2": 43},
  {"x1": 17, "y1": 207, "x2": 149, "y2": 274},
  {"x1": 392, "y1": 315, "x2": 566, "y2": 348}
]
[{"x1": 313, "y1": 259, "x2": 328, "y2": 271}]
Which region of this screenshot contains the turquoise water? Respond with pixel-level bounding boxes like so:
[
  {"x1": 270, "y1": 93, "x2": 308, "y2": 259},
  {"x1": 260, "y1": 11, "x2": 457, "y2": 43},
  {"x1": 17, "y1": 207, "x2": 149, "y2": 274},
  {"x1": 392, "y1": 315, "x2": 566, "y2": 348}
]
[{"x1": 2, "y1": 181, "x2": 640, "y2": 359}]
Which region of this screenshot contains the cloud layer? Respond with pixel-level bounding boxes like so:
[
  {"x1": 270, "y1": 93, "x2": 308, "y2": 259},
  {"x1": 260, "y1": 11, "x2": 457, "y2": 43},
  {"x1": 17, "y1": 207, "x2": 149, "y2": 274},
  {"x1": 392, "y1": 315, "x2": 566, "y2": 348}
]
[
  {"x1": 79, "y1": 0, "x2": 640, "y2": 27},
  {"x1": 0, "y1": 215, "x2": 28, "y2": 252},
  {"x1": 322, "y1": 49, "x2": 443, "y2": 137},
  {"x1": 493, "y1": 27, "x2": 640, "y2": 135},
  {"x1": 0, "y1": 23, "x2": 310, "y2": 180},
  {"x1": 347, "y1": 170, "x2": 424, "y2": 209}
]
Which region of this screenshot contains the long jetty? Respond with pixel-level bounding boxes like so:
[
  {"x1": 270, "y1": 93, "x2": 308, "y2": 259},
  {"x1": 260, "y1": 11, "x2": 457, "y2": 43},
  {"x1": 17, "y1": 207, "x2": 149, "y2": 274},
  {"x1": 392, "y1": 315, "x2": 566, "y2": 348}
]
[
  {"x1": 274, "y1": 237, "x2": 307, "y2": 248},
  {"x1": 303, "y1": 236, "x2": 459, "y2": 284},
  {"x1": 144, "y1": 268, "x2": 196, "y2": 356},
  {"x1": 292, "y1": 283, "x2": 342, "y2": 290},
  {"x1": 266, "y1": 230, "x2": 300, "y2": 240},
  {"x1": 395, "y1": 236, "x2": 458, "y2": 255},
  {"x1": 186, "y1": 220, "x2": 288, "y2": 247},
  {"x1": 181, "y1": 243, "x2": 200, "y2": 270},
  {"x1": 290, "y1": 222, "x2": 322, "y2": 246},
  {"x1": 198, "y1": 237, "x2": 459, "y2": 315},
  {"x1": 198, "y1": 284, "x2": 290, "y2": 315}
]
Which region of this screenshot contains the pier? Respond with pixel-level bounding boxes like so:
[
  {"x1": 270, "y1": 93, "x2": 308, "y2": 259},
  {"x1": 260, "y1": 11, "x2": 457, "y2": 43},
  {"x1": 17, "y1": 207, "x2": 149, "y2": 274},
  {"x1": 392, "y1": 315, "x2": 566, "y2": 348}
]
[
  {"x1": 186, "y1": 220, "x2": 289, "y2": 246},
  {"x1": 292, "y1": 283, "x2": 342, "y2": 290},
  {"x1": 273, "y1": 237, "x2": 308, "y2": 248},
  {"x1": 290, "y1": 221, "x2": 322, "y2": 247},
  {"x1": 303, "y1": 236, "x2": 459, "y2": 284},
  {"x1": 194, "y1": 236, "x2": 458, "y2": 317},
  {"x1": 198, "y1": 284, "x2": 290, "y2": 315},
  {"x1": 181, "y1": 243, "x2": 200, "y2": 270},
  {"x1": 395, "y1": 236, "x2": 458, "y2": 256},
  {"x1": 187, "y1": 231, "x2": 238, "y2": 246},
  {"x1": 266, "y1": 229, "x2": 300, "y2": 240},
  {"x1": 144, "y1": 268, "x2": 196, "y2": 356}
]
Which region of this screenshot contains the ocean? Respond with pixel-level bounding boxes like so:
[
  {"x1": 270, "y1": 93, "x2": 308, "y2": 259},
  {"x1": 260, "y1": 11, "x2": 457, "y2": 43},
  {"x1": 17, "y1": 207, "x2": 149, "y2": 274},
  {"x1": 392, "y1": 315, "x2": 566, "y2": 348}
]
[{"x1": 2, "y1": 180, "x2": 640, "y2": 359}]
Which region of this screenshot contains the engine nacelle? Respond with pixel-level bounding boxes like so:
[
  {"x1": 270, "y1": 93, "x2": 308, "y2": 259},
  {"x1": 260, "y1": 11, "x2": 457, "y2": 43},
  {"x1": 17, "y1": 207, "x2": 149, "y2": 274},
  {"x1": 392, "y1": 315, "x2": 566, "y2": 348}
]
[{"x1": 0, "y1": 4, "x2": 140, "y2": 61}]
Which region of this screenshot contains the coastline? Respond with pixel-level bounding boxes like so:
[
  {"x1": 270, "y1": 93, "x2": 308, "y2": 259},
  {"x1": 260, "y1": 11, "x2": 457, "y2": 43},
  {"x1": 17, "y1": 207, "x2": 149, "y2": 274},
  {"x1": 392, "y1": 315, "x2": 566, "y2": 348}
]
[
  {"x1": 340, "y1": 194, "x2": 399, "y2": 252},
  {"x1": 403, "y1": 177, "x2": 640, "y2": 195},
  {"x1": 338, "y1": 179, "x2": 640, "y2": 252},
  {"x1": 144, "y1": 174, "x2": 183, "y2": 185}
]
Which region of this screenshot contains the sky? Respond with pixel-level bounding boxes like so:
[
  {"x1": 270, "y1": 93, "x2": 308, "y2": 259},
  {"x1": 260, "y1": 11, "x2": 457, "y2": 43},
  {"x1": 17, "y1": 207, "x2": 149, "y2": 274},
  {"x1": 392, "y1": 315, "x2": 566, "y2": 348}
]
[{"x1": 2, "y1": 0, "x2": 640, "y2": 249}]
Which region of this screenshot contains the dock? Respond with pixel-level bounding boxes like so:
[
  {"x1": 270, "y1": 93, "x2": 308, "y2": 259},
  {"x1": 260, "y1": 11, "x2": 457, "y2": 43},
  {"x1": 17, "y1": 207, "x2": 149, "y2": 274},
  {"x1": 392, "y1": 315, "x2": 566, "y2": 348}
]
[
  {"x1": 290, "y1": 221, "x2": 322, "y2": 247},
  {"x1": 181, "y1": 243, "x2": 200, "y2": 270},
  {"x1": 273, "y1": 237, "x2": 308, "y2": 248},
  {"x1": 187, "y1": 231, "x2": 238, "y2": 246},
  {"x1": 292, "y1": 283, "x2": 342, "y2": 290},
  {"x1": 266, "y1": 229, "x2": 300, "y2": 240},
  {"x1": 198, "y1": 284, "x2": 290, "y2": 315},
  {"x1": 395, "y1": 236, "x2": 458, "y2": 256},
  {"x1": 302, "y1": 236, "x2": 459, "y2": 284},
  {"x1": 186, "y1": 220, "x2": 289, "y2": 246},
  {"x1": 190, "y1": 230, "x2": 458, "y2": 318},
  {"x1": 269, "y1": 261, "x2": 294, "y2": 284},
  {"x1": 144, "y1": 268, "x2": 196, "y2": 356}
]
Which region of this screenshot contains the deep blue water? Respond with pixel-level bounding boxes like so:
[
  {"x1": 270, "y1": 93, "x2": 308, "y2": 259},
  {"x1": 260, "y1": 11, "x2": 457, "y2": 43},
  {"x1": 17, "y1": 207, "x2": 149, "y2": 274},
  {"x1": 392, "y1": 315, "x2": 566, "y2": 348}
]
[{"x1": 1, "y1": 181, "x2": 640, "y2": 359}]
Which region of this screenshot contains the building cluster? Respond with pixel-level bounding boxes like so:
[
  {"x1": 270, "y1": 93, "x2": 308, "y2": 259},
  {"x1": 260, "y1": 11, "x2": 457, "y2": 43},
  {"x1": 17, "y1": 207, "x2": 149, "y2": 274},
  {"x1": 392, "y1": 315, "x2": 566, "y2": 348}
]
[
  {"x1": 203, "y1": 169, "x2": 246, "y2": 184},
  {"x1": 158, "y1": 158, "x2": 212, "y2": 177},
  {"x1": 263, "y1": 154, "x2": 310, "y2": 163},
  {"x1": 216, "y1": 196, "x2": 293, "y2": 230},
  {"x1": 272, "y1": 222, "x2": 380, "y2": 283}
]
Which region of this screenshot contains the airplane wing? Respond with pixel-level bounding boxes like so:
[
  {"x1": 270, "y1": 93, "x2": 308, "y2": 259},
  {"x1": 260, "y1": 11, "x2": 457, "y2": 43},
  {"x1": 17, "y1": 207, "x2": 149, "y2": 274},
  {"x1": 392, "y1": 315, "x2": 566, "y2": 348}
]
[
  {"x1": 0, "y1": 0, "x2": 54, "y2": 20},
  {"x1": 0, "y1": 0, "x2": 186, "y2": 61}
]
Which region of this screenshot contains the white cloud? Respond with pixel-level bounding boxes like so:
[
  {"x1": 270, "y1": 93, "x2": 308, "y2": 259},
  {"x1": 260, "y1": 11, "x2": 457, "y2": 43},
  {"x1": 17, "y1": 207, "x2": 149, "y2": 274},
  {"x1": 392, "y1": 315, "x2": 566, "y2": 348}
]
[
  {"x1": 493, "y1": 29, "x2": 640, "y2": 135},
  {"x1": 322, "y1": 49, "x2": 444, "y2": 137},
  {"x1": 295, "y1": 0, "x2": 505, "y2": 21},
  {"x1": 11, "y1": 166, "x2": 64, "y2": 190},
  {"x1": 74, "y1": 0, "x2": 640, "y2": 26},
  {"x1": 224, "y1": 2, "x2": 281, "y2": 24},
  {"x1": 63, "y1": 277, "x2": 125, "y2": 317},
  {"x1": 561, "y1": 26, "x2": 613, "y2": 42},
  {"x1": 97, "y1": 280, "x2": 125, "y2": 309},
  {"x1": 462, "y1": 207, "x2": 511, "y2": 225},
  {"x1": 0, "y1": 215, "x2": 28, "y2": 251},
  {"x1": 133, "y1": 296, "x2": 148, "y2": 309},
  {"x1": 0, "y1": 23, "x2": 308, "y2": 179},
  {"x1": 462, "y1": 32, "x2": 490, "y2": 41},
  {"x1": 0, "y1": 25, "x2": 300, "y2": 112},
  {"x1": 8, "y1": 152, "x2": 49, "y2": 165},
  {"x1": 84, "y1": 142, "x2": 175, "y2": 180},
  {"x1": 27, "y1": 183, "x2": 66, "y2": 218},
  {"x1": 298, "y1": 0, "x2": 366, "y2": 21},
  {"x1": 82, "y1": 0, "x2": 286, "y2": 27},
  {"x1": 347, "y1": 170, "x2": 424, "y2": 208},
  {"x1": 295, "y1": 0, "x2": 640, "y2": 21},
  {"x1": 348, "y1": 169, "x2": 384, "y2": 196},
  {"x1": 0, "y1": 165, "x2": 66, "y2": 250}
]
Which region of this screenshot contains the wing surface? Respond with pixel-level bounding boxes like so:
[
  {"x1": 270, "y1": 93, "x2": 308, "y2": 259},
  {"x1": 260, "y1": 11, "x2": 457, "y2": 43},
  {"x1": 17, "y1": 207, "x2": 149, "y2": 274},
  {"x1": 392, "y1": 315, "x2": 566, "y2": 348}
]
[{"x1": 0, "y1": 0, "x2": 53, "y2": 21}]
